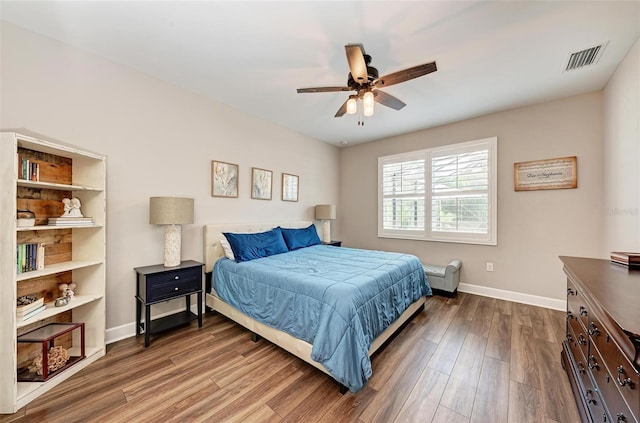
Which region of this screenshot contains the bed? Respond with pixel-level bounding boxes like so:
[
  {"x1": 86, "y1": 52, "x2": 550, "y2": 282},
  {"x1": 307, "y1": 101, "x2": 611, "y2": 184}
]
[{"x1": 203, "y1": 221, "x2": 431, "y2": 392}]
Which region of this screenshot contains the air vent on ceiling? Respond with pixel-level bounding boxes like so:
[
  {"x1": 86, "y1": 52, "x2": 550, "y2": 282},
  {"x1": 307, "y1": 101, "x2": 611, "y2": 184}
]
[{"x1": 564, "y1": 42, "x2": 608, "y2": 71}]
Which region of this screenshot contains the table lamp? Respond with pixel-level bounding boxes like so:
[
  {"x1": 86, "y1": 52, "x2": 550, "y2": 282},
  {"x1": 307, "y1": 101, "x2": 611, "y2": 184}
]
[
  {"x1": 149, "y1": 196, "x2": 194, "y2": 267},
  {"x1": 315, "y1": 204, "x2": 336, "y2": 243}
]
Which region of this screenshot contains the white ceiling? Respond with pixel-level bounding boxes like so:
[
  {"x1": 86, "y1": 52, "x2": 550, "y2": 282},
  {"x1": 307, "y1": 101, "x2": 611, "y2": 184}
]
[{"x1": 1, "y1": 1, "x2": 639, "y2": 146}]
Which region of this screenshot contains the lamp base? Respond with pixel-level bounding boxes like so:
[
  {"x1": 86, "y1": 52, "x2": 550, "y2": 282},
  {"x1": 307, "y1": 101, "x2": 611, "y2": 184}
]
[
  {"x1": 164, "y1": 225, "x2": 181, "y2": 267},
  {"x1": 321, "y1": 220, "x2": 331, "y2": 243}
]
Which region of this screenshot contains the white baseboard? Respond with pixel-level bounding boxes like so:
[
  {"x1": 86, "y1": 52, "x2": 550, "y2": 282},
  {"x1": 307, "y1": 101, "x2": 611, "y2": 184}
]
[
  {"x1": 106, "y1": 304, "x2": 201, "y2": 345},
  {"x1": 106, "y1": 321, "x2": 136, "y2": 344},
  {"x1": 458, "y1": 282, "x2": 566, "y2": 311}
]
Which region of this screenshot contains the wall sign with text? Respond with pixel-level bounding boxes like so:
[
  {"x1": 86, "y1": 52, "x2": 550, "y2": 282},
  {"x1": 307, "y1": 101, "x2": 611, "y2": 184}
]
[{"x1": 514, "y1": 156, "x2": 577, "y2": 191}]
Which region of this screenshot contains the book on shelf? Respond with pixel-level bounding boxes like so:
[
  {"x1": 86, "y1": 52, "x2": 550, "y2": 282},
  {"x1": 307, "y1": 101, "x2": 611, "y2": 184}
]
[
  {"x1": 610, "y1": 251, "x2": 640, "y2": 266},
  {"x1": 17, "y1": 304, "x2": 46, "y2": 322},
  {"x1": 16, "y1": 296, "x2": 44, "y2": 316},
  {"x1": 47, "y1": 217, "x2": 94, "y2": 226}
]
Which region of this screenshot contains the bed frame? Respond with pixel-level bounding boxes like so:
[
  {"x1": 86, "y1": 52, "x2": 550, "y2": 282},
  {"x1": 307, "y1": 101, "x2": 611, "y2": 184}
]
[{"x1": 203, "y1": 221, "x2": 426, "y2": 388}]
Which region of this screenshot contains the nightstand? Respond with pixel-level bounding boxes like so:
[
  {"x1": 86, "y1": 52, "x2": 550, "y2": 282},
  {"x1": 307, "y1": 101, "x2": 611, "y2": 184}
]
[
  {"x1": 134, "y1": 260, "x2": 203, "y2": 347},
  {"x1": 322, "y1": 240, "x2": 342, "y2": 247}
]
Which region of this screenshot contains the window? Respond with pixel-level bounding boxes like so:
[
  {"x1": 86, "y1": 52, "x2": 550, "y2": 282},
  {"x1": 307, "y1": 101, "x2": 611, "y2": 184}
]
[{"x1": 378, "y1": 137, "x2": 497, "y2": 245}]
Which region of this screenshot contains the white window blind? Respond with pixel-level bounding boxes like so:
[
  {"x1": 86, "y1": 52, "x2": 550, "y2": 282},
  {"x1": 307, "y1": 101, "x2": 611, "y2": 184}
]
[
  {"x1": 378, "y1": 137, "x2": 497, "y2": 245},
  {"x1": 381, "y1": 158, "x2": 425, "y2": 231}
]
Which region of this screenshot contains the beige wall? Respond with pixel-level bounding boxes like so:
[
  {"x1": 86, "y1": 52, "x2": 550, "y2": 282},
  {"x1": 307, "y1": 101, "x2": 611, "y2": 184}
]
[
  {"x1": 603, "y1": 37, "x2": 640, "y2": 254},
  {"x1": 340, "y1": 93, "x2": 604, "y2": 303},
  {"x1": 0, "y1": 23, "x2": 340, "y2": 334},
  {"x1": 2, "y1": 19, "x2": 632, "y2": 335}
]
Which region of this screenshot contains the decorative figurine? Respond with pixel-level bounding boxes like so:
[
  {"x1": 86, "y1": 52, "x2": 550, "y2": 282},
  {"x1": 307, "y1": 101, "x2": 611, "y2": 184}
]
[
  {"x1": 61, "y1": 197, "x2": 83, "y2": 217},
  {"x1": 58, "y1": 282, "x2": 76, "y2": 300}
]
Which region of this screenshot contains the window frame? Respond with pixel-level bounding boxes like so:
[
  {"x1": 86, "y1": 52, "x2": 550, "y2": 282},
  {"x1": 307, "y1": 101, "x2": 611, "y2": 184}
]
[{"x1": 378, "y1": 137, "x2": 497, "y2": 245}]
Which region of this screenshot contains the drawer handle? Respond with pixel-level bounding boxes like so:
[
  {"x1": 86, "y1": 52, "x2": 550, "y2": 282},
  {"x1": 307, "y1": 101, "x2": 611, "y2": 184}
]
[
  {"x1": 566, "y1": 311, "x2": 574, "y2": 320},
  {"x1": 616, "y1": 413, "x2": 627, "y2": 422},
  {"x1": 567, "y1": 288, "x2": 576, "y2": 296},
  {"x1": 577, "y1": 361, "x2": 586, "y2": 374},
  {"x1": 588, "y1": 322, "x2": 600, "y2": 336},
  {"x1": 585, "y1": 389, "x2": 597, "y2": 405},
  {"x1": 579, "y1": 306, "x2": 588, "y2": 316},
  {"x1": 617, "y1": 366, "x2": 633, "y2": 387},
  {"x1": 578, "y1": 334, "x2": 587, "y2": 346},
  {"x1": 588, "y1": 355, "x2": 599, "y2": 371},
  {"x1": 566, "y1": 333, "x2": 573, "y2": 343}
]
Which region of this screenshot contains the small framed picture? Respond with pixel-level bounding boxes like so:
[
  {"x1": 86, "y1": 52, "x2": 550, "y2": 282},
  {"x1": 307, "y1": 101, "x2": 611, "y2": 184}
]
[
  {"x1": 212, "y1": 161, "x2": 239, "y2": 198},
  {"x1": 282, "y1": 173, "x2": 299, "y2": 202},
  {"x1": 251, "y1": 167, "x2": 272, "y2": 200}
]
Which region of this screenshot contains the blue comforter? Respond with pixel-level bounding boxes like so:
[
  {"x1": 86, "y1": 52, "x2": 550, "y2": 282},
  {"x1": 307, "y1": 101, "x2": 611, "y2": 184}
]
[{"x1": 212, "y1": 245, "x2": 431, "y2": 392}]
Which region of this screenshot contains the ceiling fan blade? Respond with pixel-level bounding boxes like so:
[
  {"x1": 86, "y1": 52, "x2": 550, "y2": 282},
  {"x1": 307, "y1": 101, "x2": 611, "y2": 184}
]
[
  {"x1": 374, "y1": 90, "x2": 406, "y2": 110},
  {"x1": 345, "y1": 44, "x2": 368, "y2": 85},
  {"x1": 297, "y1": 86, "x2": 351, "y2": 94},
  {"x1": 334, "y1": 99, "x2": 348, "y2": 117},
  {"x1": 374, "y1": 61, "x2": 437, "y2": 88}
]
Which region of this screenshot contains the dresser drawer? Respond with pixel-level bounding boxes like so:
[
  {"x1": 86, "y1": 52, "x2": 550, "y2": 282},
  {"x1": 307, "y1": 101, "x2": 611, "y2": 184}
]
[
  {"x1": 568, "y1": 281, "x2": 590, "y2": 328},
  {"x1": 589, "y1": 343, "x2": 637, "y2": 423},
  {"x1": 586, "y1": 386, "x2": 610, "y2": 423},
  {"x1": 594, "y1": 331, "x2": 640, "y2": 421},
  {"x1": 145, "y1": 267, "x2": 202, "y2": 303},
  {"x1": 567, "y1": 323, "x2": 590, "y2": 389}
]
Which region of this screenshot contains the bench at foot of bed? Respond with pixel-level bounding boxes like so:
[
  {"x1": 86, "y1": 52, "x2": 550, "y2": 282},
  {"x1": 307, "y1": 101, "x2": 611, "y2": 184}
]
[{"x1": 423, "y1": 259, "x2": 462, "y2": 296}]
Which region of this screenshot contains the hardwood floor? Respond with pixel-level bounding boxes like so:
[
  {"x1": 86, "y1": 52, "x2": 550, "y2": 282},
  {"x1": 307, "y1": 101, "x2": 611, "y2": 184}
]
[{"x1": 1, "y1": 293, "x2": 580, "y2": 423}]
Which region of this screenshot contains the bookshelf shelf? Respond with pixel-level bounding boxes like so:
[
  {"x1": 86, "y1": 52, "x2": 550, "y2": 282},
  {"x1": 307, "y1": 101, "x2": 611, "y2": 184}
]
[
  {"x1": 15, "y1": 295, "x2": 103, "y2": 329},
  {"x1": 17, "y1": 224, "x2": 102, "y2": 232},
  {"x1": 1, "y1": 131, "x2": 106, "y2": 414},
  {"x1": 16, "y1": 260, "x2": 103, "y2": 282},
  {"x1": 17, "y1": 179, "x2": 103, "y2": 192}
]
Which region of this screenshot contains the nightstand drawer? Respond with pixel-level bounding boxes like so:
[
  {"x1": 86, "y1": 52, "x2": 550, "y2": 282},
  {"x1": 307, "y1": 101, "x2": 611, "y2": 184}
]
[{"x1": 145, "y1": 267, "x2": 201, "y2": 303}]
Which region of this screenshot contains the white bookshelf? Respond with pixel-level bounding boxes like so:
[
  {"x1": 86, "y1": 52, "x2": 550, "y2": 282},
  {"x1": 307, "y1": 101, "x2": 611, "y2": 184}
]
[{"x1": 0, "y1": 132, "x2": 107, "y2": 414}]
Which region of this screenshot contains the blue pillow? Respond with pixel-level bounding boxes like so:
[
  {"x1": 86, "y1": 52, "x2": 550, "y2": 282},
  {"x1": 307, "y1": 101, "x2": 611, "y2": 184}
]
[
  {"x1": 223, "y1": 227, "x2": 289, "y2": 262},
  {"x1": 280, "y1": 224, "x2": 321, "y2": 250}
]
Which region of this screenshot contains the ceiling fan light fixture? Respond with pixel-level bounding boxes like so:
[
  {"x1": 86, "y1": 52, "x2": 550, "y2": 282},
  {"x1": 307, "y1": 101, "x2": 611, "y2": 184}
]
[
  {"x1": 363, "y1": 91, "x2": 375, "y2": 117},
  {"x1": 296, "y1": 43, "x2": 438, "y2": 121},
  {"x1": 346, "y1": 96, "x2": 357, "y2": 115}
]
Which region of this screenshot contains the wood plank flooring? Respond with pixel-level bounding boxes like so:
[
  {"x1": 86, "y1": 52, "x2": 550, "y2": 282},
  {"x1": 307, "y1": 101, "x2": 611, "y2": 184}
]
[{"x1": 1, "y1": 293, "x2": 580, "y2": 423}]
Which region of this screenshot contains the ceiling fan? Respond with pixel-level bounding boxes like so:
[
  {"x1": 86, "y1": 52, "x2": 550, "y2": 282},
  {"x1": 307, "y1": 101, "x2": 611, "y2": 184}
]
[{"x1": 297, "y1": 44, "x2": 437, "y2": 124}]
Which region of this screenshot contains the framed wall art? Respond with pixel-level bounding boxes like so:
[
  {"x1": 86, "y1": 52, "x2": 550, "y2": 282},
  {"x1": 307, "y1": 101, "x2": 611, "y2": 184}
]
[
  {"x1": 251, "y1": 167, "x2": 272, "y2": 200},
  {"x1": 211, "y1": 160, "x2": 239, "y2": 198},
  {"x1": 281, "y1": 173, "x2": 299, "y2": 202},
  {"x1": 514, "y1": 156, "x2": 577, "y2": 191}
]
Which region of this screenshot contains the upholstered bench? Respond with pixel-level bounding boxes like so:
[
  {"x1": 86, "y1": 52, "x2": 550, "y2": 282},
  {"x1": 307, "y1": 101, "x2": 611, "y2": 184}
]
[{"x1": 423, "y1": 259, "x2": 462, "y2": 296}]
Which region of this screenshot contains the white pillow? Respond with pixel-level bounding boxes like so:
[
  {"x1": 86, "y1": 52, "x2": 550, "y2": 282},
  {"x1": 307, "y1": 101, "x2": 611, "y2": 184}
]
[{"x1": 219, "y1": 237, "x2": 235, "y2": 260}]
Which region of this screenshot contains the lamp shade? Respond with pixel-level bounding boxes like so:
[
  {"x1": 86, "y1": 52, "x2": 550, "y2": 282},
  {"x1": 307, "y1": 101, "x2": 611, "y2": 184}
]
[
  {"x1": 315, "y1": 204, "x2": 336, "y2": 220},
  {"x1": 149, "y1": 197, "x2": 194, "y2": 225}
]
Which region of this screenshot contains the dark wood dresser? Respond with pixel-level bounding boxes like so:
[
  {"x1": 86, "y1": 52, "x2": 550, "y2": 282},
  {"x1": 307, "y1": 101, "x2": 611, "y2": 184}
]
[{"x1": 560, "y1": 256, "x2": 640, "y2": 423}]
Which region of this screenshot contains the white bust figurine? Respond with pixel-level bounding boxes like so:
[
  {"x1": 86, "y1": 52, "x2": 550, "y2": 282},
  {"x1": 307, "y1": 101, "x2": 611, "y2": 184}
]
[{"x1": 61, "y1": 197, "x2": 83, "y2": 217}]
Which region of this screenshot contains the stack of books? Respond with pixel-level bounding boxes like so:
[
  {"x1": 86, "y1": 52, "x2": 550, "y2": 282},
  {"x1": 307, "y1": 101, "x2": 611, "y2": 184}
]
[
  {"x1": 48, "y1": 217, "x2": 94, "y2": 226},
  {"x1": 610, "y1": 251, "x2": 640, "y2": 267},
  {"x1": 16, "y1": 296, "x2": 45, "y2": 322}
]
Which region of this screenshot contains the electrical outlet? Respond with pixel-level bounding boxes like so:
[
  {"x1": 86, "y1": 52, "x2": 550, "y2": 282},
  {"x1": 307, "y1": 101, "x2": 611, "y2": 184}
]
[{"x1": 486, "y1": 262, "x2": 494, "y2": 272}]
